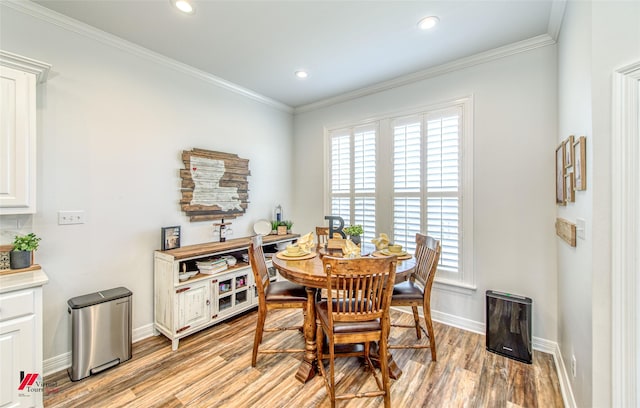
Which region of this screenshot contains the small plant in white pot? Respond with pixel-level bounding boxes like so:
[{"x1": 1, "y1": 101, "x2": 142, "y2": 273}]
[{"x1": 10, "y1": 233, "x2": 41, "y2": 269}]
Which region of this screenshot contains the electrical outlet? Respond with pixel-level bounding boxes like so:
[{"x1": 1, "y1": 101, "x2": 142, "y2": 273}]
[
  {"x1": 58, "y1": 210, "x2": 85, "y2": 225},
  {"x1": 571, "y1": 355, "x2": 577, "y2": 378}
]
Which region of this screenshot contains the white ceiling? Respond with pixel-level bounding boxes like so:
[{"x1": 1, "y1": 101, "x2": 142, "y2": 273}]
[{"x1": 32, "y1": 0, "x2": 559, "y2": 108}]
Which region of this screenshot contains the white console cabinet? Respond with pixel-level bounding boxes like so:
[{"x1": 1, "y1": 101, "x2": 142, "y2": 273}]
[
  {"x1": 154, "y1": 234, "x2": 296, "y2": 350},
  {"x1": 0, "y1": 51, "x2": 50, "y2": 215},
  {"x1": 0, "y1": 269, "x2": 48, "y2": 407}
]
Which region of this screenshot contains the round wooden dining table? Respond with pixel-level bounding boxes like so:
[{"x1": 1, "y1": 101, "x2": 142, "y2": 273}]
[{"x1": 271, "y1": 247, "x2": 416, "y2": 384}]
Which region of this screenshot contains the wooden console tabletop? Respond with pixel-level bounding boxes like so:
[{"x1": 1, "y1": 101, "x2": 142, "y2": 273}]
[{"x1": 157, "y1": 233, "x2": 299, "y2": 260}]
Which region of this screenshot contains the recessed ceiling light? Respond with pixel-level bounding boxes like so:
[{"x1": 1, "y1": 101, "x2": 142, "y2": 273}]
[
  {"x1": 417, "y1": 16, "x2": 439, "y2": 30},
  {"x1": 295, "y1": 70, "x2": 309, "y2": 79},
  {"x1": 173, "y1": 0, "x2": 194, "y2": 14}
]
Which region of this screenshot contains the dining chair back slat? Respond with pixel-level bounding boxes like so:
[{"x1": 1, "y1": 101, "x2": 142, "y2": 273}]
[
  {"x1": 413, "y1": 235, "x2": 440, "y2": 288},
  {"x1": 316, "y1": 226, "x2": 330, "y2": 251}
]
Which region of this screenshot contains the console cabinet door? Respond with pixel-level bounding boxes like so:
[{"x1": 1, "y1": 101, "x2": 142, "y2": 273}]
[{"x1": 176, "y1": 282, "x2": 210, "y2": 333}]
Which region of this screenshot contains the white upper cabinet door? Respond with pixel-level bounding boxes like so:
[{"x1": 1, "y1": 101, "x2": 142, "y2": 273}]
[
  {"x1": 0, "y1": 66, "x2": 35, "y2": 213},
  {"x1": 0, "y1": 51, "x2": 50, "y2": 215}
]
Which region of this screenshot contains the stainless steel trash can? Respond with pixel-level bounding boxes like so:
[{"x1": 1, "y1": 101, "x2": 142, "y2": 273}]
[{"x1": 68, "y1": 287, "x2": 132, "y2": 381}]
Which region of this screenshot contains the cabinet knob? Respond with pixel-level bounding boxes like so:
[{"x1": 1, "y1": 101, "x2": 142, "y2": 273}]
[{"x1": 206, "y1": 299, "x2": 210, "y2": 305}]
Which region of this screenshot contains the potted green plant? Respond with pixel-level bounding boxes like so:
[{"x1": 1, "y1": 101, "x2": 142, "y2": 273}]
[
  {"x1": 284, "y1": 220, "x2": 294, "y2": 234},
  {"x1": 270, "y1": 220, "x2": 280, "y2": 235},
  {"x1": 10, "y1": 233, "x2": 41, "y2": 269},
  {"x1": 343, "y1": 224, "x2": 363, "y2": 245},
  {"x1": 277, "y1": 221, "x2": 288, "y2": 235}
]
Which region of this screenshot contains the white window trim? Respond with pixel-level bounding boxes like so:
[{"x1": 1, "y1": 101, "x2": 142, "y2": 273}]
[{"x1": 323, "y1": 96, "x2": 476, "y2": 292}]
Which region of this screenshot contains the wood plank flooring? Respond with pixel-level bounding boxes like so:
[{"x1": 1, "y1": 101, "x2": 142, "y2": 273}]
[{"x1": 44, "y1": 308, "x2": 563, "y2": 407}]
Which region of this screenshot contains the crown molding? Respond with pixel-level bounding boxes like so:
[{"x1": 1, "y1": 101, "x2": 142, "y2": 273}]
[
  {"x1": 3, "y1": 0, "x2": 293, "y2": 113},
  {"x1": 0, "y1": 49, "x2": 51, "y2": 83},
  {"x1": 548, "y1": 0, "x2": 568, "y2": 41},
  {"x1": 294, "y1": 33, "x2": 556, "y2": 114}
]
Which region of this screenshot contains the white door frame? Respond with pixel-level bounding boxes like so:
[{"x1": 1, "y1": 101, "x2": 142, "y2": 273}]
[{"x1": 611, "y1": 61, "x2": 640, "y2": 408}]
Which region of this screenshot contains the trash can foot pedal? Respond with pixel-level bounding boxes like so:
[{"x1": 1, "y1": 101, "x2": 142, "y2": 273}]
[{"x1": 90, "y1": 358, "x2": 121, "y2": 375}]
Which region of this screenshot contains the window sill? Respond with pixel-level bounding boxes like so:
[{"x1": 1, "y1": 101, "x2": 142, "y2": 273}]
[{"x1": 433, "y1": 278, "x2": 477, "y2": 295}]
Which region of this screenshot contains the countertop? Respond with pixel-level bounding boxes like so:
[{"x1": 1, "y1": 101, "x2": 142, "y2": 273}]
[{"x1": 0, "y1": 268, "x2": 49, "y2": 294}]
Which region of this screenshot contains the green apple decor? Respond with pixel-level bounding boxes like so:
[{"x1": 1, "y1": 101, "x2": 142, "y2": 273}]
[{"x1": 10, "y1": 233, "x2": 41, "y2": 269}]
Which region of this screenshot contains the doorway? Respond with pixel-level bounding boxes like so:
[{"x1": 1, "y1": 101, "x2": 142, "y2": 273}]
[{"x1": 611, "y1": 61, "x2": 640, "y2": 407}]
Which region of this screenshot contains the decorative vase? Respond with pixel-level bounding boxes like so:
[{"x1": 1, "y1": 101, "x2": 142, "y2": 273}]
[
  {"x1": 350, "y1": 235, "x2": 361, "y2": 245},
  {"x1": 10, "y1": 250, "x2": 32, "y2": 269}
]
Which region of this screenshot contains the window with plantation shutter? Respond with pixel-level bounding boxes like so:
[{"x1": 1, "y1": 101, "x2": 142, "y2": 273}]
[
  {"x1": 391, "y1": 109, "x2": 461, "y2": 275},
  {"x1": 328, "y1": 124, "x2": 377, "y2": 243},
  {"x1": 326, "y1": 98, "x2": 474, "y2": 289}
]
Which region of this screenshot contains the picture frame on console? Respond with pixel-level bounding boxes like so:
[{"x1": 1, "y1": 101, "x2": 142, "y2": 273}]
[{"x1": 161, "y1": 226, "x2": 181, "y2": 250}]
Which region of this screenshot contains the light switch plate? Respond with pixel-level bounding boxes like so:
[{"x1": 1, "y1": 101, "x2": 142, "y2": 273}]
[
  {"x1": 58, "y1": 210, "x2": 85, "y2": 225},
  {"x1": 576, "y1": 218, "x2": 586, "y2": 240}
]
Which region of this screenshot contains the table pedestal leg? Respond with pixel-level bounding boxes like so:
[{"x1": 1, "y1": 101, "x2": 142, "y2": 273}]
[
  {"x1": 295, "y1": 287, "x2": 318, "y2": 383},
  {"x1": 370, "y1": 343, "x2": 403, "y2": 380}
]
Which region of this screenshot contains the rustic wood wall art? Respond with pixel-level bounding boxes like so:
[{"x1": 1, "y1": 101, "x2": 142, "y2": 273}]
[
  {"x1": 565, "y1": 172, "x2": 575, "y2": 203},
  {"x1": 180, "y1": 148, "x2": 250, "y2": 222},
  {"x1": 573, "y1": 136, "x2": 586, "y2": 191},
  {"x1": 564, "y1": 135, "x2": 574, "y2": 169},
  {"x1": 555, "y1": 218, "x2": 576, "y2": 247},
  {"x1": 555, "y1": 143, "x2": 566, "y2": 205}
]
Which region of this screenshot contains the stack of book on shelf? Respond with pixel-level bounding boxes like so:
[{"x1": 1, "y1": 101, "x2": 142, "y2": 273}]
[{"x1": 197, "y1": 258, "x2": 228, "y2": 275}]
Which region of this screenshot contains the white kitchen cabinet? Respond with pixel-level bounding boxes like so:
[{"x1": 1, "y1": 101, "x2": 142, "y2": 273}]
[
  {"x1": 0, "y1": 51, "x2": 50, "y2": 215},
  {"x1": 0, "y1": 269, "x2": 48, "y2": 408},
  {"x1": 154, "y1": 234, "x2": 297, "y2": 351}
]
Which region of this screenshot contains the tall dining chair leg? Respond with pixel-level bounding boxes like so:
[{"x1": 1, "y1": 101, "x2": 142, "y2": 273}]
[
  {"x1": 251, "y1": 310, "x2": 266, "y2": 367},
  {"x1": 423, "y1": 298, "x2": 437, "y2": 361},
  {"x1": 380, "y1": 334, "x2": 391, "y2": 408},
  {"x1": 411, "y1": 306, "x2": 422, "y2": 339}
]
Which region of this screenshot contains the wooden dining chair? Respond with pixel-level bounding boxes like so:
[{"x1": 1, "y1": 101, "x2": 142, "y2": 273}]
[
  {"x1": 316, "y1": 226, "x2": 330, "y2": 251},
  {"x1": 316, "y1": 255, "x2": 397, "y2": 408},
  {"x1": 249, "y1": 235, "x2": 307, "y2": 367},
  {"x1": 389, "y1": 233, "x2": 441, "y2": 361}
]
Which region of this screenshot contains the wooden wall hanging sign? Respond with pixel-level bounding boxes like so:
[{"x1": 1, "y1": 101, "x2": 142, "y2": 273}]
[
  {"x1": 180, "y1": 148, "x2": 250, "y2": 222},
  {"x1": 555, "y1": 217, "x2": 576, "y2": 247}
]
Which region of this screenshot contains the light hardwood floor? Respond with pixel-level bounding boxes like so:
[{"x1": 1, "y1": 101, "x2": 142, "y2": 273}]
[{"x1": 44, "y1": 308, "x2": 563, "y2": 407}]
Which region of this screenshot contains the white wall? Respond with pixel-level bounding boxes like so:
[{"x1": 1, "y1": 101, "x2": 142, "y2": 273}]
[
  {"x1": 557, "y1": 1, "x2": 640, "y2": 406},
  {"x1": 0, "y1": 5, "x2": 293, "y2": 363},
  {"x1": 556, "y1": 2, "x2": 593, "y2": 406},
  {"x1": 293, "y1": 46, "x2": 558, "y2": 342}
]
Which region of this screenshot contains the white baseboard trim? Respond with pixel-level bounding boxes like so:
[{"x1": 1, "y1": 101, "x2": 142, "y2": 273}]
[
  {"x1": 551, "y1": 342, "x2": 578, "y2": 408},
  {"x1": 392, "y1": 306, "x2": 575, "y2": 408},
  {"x1": 43, "y1": 323, "x2": 157, "y2": 377},
  {"x1": 133, "y1": 323, "x2": 155, "y2": 343},
  {"x1": 43, "y1": 351, "x2": 71, "y2": 377},
  {"x1": 430, "y1": 308, "x2": 485, "y2": 334}
]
